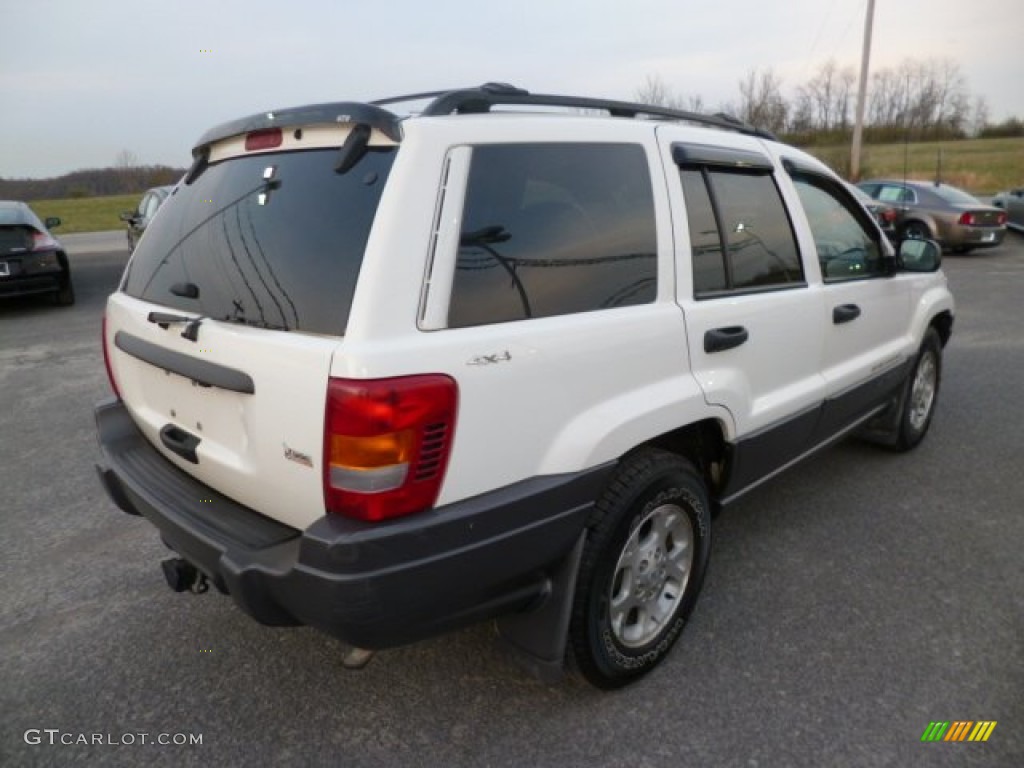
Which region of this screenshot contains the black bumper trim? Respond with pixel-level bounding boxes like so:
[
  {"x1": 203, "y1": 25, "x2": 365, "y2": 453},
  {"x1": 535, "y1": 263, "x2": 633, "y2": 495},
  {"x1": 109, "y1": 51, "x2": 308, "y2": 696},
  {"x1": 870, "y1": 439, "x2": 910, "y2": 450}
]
[{"x1": 95, "y1": 398, "x2": 614, "y2": 648}]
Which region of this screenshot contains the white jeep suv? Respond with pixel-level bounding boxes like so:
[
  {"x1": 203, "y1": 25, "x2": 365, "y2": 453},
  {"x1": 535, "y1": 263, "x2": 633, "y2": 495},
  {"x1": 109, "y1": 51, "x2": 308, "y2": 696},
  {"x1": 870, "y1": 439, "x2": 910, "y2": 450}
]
[{"x1": 95, "y1": 84, "x2": 953, "y2": 689}]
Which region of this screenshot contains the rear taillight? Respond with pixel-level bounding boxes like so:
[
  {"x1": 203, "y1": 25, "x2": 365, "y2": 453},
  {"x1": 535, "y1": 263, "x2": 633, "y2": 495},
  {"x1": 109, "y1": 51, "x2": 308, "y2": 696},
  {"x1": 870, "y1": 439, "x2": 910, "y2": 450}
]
[
  {"x1": 957, "y1": 212, "x2": 977, "y2": 226},
  {"x1": 30, "y1": 229, "x2": 58, "y2": 250},
  {"x1": 324, "y1": 375, "x2": 458, "y2": 522},
  {"x1": 996, "y1": 211, "x2": 1007, "y2": 226},
  {"x1": 881, "y1": 209, "x2": 897, "y2": 223},
  {"x1": 102, "y1": 312, "x2": 121, "y2": 399}
]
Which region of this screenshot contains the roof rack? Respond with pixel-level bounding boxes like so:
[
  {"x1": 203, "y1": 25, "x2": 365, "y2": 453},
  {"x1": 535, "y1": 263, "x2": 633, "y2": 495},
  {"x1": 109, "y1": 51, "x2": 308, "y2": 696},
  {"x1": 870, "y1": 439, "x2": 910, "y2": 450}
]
[
  {"x1": 378, "y1": 82, "x2": 776, "y2": 140},
  {"x1": 191, "y1": 83, "x2": 775, "y2": 159}
]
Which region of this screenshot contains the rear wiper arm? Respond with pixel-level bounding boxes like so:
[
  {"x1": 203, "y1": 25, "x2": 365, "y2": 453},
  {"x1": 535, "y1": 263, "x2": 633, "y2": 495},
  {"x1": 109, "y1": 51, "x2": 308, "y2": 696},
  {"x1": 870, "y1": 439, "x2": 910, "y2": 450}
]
[
  {"x1": 148, "y1": 311, "x2": 192, "y2": 329},
  {"x1": 147, "y1": 311, "x2": 206, "y2": 341}
]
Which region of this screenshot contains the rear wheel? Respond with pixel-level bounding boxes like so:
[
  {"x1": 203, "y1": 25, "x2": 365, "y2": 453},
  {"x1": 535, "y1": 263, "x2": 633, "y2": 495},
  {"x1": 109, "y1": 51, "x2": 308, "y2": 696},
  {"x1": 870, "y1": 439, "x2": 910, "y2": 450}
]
[
  {"x1": 895, "y1": 328, "x2": 942, "y2": 451},
  {"x1": 901, "y1": 221, "x2": 931, "y2": 241},
  {"x1": 54, "y1": 276, "x2": 75, "y2": 306},
  {"x1": 569, "y1": 448, "x2": 711, "y2": 689}
]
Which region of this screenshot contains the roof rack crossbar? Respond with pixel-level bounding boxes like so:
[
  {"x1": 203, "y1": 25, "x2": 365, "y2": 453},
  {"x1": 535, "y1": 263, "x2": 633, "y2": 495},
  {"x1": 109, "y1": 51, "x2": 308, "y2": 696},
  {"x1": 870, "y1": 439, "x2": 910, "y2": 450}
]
[
  {"x1": 417, "y1": 84, "x2": 776, "y2": 140},
  {"x1": 371, "y1": 82, "x2": 529, "y2": 108}
]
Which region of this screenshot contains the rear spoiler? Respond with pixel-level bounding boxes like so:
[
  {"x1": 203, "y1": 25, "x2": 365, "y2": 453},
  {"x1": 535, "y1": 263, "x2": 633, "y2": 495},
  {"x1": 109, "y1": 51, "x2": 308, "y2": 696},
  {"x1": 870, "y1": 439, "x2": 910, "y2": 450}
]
[{"x1": 191, "y1": 102, "x2": 403, "y2": 158}]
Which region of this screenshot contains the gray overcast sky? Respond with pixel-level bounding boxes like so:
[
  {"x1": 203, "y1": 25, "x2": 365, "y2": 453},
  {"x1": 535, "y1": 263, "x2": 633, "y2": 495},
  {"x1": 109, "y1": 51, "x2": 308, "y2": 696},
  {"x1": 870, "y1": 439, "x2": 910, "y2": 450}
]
[{"x1": 1, "y1": 0, "x2": 1020, "y2": 179}]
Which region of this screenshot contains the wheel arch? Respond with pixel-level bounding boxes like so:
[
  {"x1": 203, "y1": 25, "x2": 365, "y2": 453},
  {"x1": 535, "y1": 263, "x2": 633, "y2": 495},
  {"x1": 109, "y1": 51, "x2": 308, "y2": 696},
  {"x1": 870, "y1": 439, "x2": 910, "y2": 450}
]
[
  {"x1": 643, "y1": 418, "x2": 729, "y2": 496},
  {"x1": 930, "y1": 309, "x2": 953, "y2": 347},
  {"x1": 901, "y1": 216, "x2": 938, "y2": 240},
  {"x1": 538, "y1": 375, "x2": 735, "y2": 482}
]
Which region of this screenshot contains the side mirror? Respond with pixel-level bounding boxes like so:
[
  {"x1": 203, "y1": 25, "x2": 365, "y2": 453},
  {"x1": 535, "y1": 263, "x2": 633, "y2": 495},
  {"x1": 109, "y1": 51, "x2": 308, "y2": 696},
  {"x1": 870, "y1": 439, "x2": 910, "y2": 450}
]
[
  {"x1": 44, "y1": 216, "x2": 61, "y2": 229},
  {"x1": 898, "y1": 238, "x2": 942, "y2": 272},
  {"x1": 119, "y1": 211, "x2": 135, "y2": 222}
]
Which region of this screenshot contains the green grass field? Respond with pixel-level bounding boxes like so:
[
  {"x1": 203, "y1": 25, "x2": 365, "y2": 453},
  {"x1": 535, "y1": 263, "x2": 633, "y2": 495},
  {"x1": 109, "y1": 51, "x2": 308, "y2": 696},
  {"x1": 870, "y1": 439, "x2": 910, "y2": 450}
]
[
  {"x1": 28, "y1": 194, "x2": 138, "y2": 235},
  {"x1": 802, "y1": 136, "x2": 1024, "y2": 193},
  {"x1": 25, "y1": 137, "x2": 1023, "y2": 234}
]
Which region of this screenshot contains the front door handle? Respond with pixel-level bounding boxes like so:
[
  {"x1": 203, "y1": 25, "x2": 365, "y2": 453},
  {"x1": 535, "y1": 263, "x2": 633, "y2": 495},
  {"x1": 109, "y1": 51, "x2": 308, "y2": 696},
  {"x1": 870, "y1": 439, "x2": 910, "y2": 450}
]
[
  {"x1": 833, "y1": 304, "x2": 861, "y2": 324},
  {"x1": 704, "y1": 325, "x2": 749, "y2": 353}
]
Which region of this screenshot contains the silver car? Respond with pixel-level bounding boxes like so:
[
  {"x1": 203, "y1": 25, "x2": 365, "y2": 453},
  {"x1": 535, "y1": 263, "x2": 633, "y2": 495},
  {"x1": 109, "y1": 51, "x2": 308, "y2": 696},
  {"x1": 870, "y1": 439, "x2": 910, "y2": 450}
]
[
  {"x1": 992, "y1": 187, "x2": 1024, "y2": 232},
  {"x1": 857, "y1": 179, "x2": 1007, "y2": 253}
]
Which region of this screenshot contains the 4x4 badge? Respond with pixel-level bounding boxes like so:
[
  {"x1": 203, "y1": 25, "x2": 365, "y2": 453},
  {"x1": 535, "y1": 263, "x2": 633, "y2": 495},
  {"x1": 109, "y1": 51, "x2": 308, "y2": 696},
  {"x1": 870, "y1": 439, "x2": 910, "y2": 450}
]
[
  {"x1": 467, "y1": 350, "x2": 512, "y2": 366},
  {"x1": 283, "y1": 444, "x2": 313, "y2": 468}
]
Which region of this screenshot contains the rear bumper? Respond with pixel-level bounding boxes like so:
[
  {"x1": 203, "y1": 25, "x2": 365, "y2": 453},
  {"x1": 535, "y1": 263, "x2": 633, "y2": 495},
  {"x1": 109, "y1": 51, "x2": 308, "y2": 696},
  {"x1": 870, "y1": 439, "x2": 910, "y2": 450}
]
[
  {"x1": 0, "y1": 273, "x2": 62, "y2": 297},
  {"x1": 94, "y1": 398, "x2": 611, "y2": 649},
  {"x1": 944, "y1": 226, "x2": 1006, "y2": 248},
  {"x1": 0, "y1": 249, "x2": 66, "y2": 297}
]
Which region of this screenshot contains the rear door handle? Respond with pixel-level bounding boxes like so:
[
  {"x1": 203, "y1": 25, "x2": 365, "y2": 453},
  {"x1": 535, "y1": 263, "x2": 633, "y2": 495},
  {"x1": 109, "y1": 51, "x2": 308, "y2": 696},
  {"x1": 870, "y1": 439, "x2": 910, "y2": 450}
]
[
  {"x1": 160, "y1": 424, "x2": 201, "y2": 464},
  {"x1": 833, "y1": 304, "x2": 861, "y2": 324},
  {"x1": 704, "y1": 326, "x2": 749, "y2": 353}
]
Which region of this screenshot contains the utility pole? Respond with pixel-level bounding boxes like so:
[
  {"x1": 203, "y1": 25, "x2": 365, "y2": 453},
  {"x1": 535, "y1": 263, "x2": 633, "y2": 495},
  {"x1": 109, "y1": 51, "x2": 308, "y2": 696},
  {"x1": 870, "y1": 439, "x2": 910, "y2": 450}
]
[{"x1": 850, "y1": 0, "x2": 876, "y2": 181}]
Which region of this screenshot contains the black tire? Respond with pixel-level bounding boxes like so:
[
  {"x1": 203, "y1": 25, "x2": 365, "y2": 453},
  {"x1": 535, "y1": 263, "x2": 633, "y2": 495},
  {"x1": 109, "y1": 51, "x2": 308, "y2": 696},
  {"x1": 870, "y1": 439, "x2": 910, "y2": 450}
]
[
  {"x1": 569, "y1": 448, "x2": 711, "y2": 689},
  {"x1": 901, "y1": 221, "x2": 931, "y2": 241},
  {"x1": 53, "y1": 276, "x2": 75, "y2": 307},
  {"x1": 894, "y1": 328, "x2": 942, "y2": 451}
]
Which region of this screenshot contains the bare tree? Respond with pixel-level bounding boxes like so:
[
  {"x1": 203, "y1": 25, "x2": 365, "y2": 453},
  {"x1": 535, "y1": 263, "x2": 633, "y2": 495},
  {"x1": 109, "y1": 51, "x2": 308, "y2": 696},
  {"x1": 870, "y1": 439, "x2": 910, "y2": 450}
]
[
  {"x1": 636, "y1": 55, "x2": 981, "y2": 141},
  {"x1": 868, "y1": 58, "x2": 971, "y2": 139},
  {"x1": 737, "y1": 68, "x2": 788, "y2": 134},
  {"x1": 681, "y1": 93, "x2": 705, "y2": 113},
  {"x1": 796, "y1": 59, "x2": 857, "y2": 132},
  {"x1": 115, "y1": 149, "x2": 140, "y2": 170},
  {"x1": 115, "y1": 149, "x2": 143, "y2": 193},
  {"x1": 970, "y1": 95, "x2": 991, "y2": 137},
  {"x1": 635, "y1": 74, "x2": 677, "y2": 108},
  {"x1": 634, "y1": 74, "x2": 706, "y2": 113}
]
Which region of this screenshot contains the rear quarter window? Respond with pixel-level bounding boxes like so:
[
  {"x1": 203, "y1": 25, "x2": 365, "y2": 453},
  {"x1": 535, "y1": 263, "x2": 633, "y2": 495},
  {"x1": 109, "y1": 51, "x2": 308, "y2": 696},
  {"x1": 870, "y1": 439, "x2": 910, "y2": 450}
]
[{"x1": 448, "y1": 143, "x2": 657, "y2": 328}]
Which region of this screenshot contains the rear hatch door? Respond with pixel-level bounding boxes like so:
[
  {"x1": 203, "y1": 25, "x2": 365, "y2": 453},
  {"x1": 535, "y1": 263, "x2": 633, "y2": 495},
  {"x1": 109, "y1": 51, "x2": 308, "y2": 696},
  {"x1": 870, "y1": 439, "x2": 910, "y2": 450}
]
[{"x1": 106, "y1": 134, "x2": 397, "y2": 530}]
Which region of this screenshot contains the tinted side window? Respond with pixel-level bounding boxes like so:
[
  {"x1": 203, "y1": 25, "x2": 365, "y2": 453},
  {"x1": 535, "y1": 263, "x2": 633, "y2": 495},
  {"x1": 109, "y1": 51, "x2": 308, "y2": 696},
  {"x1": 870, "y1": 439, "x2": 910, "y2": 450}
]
[
  {"x1": 449, "y1": 143, "x2": 657, "y2": 328},
  {"x1": 681, "y1": 168, "x2": 803, "y2": 297},
  {"x1": 711, "y1": 172, "x2": 803, "y2": 289},
  {"x1": 681, "y1": 169, "x2": 726, "y2": 294},
  {"x1": 793, "y1": 175, "x2": 883, "y2": 281}
]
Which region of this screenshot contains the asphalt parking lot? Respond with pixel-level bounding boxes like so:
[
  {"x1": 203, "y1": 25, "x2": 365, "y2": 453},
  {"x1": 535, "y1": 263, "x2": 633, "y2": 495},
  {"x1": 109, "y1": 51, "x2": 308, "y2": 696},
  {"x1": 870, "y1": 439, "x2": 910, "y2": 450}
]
[{"x1": 2, "y1": 231, "x2": 1022, "y2": 768}]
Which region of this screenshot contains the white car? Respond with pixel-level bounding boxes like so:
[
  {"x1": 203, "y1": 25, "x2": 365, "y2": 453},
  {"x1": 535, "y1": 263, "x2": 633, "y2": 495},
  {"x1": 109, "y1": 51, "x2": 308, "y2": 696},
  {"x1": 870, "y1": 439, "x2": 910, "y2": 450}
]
[{"x1": 95, "y1": 83, "x2": 954, "y2": 689}]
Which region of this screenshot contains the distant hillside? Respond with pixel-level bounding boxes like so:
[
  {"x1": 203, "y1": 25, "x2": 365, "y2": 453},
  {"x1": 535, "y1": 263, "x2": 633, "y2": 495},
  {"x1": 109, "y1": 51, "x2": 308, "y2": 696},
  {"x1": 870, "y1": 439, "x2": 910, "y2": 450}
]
[
  {"x1": 801, "y1": 136, "x2": 1024, "y2": 194},
  {"x1": 0, "y1": 166, "x2": 186, "y2": 202}
]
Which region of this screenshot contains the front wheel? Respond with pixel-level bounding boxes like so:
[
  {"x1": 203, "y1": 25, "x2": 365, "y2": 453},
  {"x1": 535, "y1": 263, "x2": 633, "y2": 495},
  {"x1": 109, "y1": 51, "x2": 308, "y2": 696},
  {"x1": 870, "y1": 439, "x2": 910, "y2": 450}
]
[
  {"x1": 569, "y1": 448, "x2": 711, "y2": 689},
  {"x1": 895, "y1": 328, "x2": 942, "y2": 451}
]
